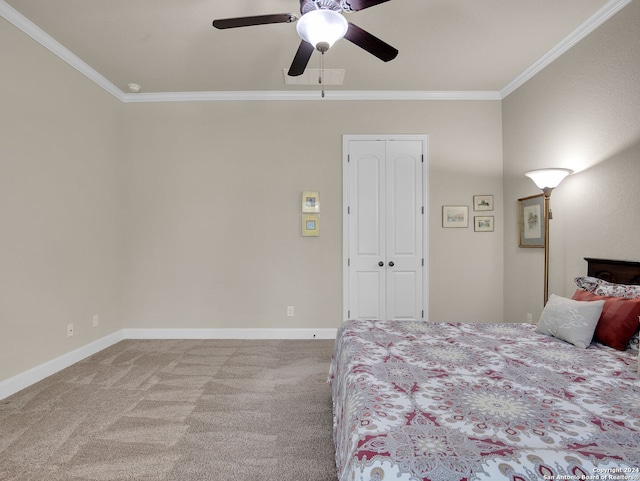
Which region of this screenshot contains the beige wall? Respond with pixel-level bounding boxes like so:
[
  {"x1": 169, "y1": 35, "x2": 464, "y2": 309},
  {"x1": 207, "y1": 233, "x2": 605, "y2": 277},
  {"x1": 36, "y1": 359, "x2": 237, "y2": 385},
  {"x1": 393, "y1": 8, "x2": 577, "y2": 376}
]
[
  {"x1": 502, "y1": 0, "x2": 640, "y2": 323},
  {"x1": 122, "y1": 100, "x2": 504, "y2": 329},
  {"x1": 1, "y1": 14, "x2": 504, "y2": 383},
  {"x1": 0, "y1": 19, "x2": 124, "y2": 381},
  {"x1": 7, "y1": 0, "x2": 638, "y2": 384}
]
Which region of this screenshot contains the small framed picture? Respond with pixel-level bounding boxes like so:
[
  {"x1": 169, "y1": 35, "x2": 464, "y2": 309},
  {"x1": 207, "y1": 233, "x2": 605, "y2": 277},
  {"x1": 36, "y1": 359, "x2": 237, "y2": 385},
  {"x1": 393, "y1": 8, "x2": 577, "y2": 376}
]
[
  {"x1": 518, "y1": 194, "x2": 544, "y2": 248},
  {"x1": 473, "y1": 195, "x2": 494, "y2": 211},
  {"x1": 442, "y1": 205, "x2": 469, "y2": 228},
  {"x1": 474, "y1": 216, "x2": 494, "y2": 232},
  {"x1": 302, "y1": 214, "x2": 320, "y2": 236},
  {"x1": 302, "y1": 191, "x2": 320, "y2": 213}
]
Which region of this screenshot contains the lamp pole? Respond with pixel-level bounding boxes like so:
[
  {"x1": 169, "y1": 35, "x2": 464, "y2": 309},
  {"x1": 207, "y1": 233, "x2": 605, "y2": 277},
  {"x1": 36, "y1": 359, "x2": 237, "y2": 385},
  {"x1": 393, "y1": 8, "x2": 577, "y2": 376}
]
[
  {"x1": 524, "y1": 169, "x2": 573, "y2": 306},
  {"x1": 542, "y1": 187, "x2": 553, "y2": 305}
]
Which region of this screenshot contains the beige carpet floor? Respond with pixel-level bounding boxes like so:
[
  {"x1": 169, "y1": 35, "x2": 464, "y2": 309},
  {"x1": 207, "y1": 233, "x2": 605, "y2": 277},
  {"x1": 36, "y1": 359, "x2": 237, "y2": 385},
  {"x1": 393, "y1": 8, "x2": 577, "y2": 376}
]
[{"x1": 0, "y1": 339, "x2": 338, "y2": 481}]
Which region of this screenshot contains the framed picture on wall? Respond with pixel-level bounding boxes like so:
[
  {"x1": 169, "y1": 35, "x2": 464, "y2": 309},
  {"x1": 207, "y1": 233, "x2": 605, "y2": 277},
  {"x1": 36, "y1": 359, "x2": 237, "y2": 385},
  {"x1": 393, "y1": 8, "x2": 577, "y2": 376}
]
[
  {"x1": 518, "y1": 194, "x2": 544, "y2": 247},
  {"x1": 302, "y1": 214, "x2": 320, "y2": 236},
  {"x1": 302, "y1": 191, "x2": 320, "y2": 213},
  {"x1": 474, "y1": 216, "x2": 494, "y2": 232},
  {"x1": 442, "y1": 205, "x2": 469, "y2": 228},
  {"x1": 473, "y1": 195, "x2": 494, "y2": 211}
]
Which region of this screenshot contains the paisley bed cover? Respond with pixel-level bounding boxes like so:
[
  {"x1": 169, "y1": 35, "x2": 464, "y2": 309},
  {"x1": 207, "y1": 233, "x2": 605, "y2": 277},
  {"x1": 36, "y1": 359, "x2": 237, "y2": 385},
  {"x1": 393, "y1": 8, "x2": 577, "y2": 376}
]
[{"x1": 329, "y1": 320, "x2": 640, "y2": 481}]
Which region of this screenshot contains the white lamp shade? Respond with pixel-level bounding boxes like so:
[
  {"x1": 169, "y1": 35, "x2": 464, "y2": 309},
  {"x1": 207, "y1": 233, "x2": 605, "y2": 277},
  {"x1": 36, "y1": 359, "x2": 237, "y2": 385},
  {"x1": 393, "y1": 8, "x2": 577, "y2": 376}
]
[
  {"x1": 296, "y1": 9, "x2": 348, "y2": 49},
  {"x1": 525, "y1": 168, "x2": 573, "y2": 190}
]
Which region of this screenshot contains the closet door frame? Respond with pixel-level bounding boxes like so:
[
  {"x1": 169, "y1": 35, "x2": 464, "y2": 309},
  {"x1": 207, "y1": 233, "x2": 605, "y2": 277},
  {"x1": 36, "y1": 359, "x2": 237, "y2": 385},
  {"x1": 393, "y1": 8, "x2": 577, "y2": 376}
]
[{"x1": 342, "y1": 134, "x2": 429, "y2": 322}]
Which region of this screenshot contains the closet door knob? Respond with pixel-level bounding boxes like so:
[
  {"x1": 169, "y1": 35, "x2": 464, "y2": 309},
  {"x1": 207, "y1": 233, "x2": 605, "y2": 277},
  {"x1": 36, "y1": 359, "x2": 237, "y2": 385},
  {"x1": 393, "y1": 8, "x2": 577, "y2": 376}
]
[
  {"x1": 378, "y1": 261, "x2": 384, "y2": 267},
  {"x1": 388, "y1": 261, "x2": 395, "y2": 267}
]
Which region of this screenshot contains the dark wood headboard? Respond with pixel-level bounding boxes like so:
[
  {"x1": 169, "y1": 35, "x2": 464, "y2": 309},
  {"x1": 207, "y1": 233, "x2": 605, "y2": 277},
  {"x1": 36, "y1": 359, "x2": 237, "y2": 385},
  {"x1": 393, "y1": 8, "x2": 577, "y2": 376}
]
[{"x1": 584, "y1": 257, "x2": 640, "y2": 285}]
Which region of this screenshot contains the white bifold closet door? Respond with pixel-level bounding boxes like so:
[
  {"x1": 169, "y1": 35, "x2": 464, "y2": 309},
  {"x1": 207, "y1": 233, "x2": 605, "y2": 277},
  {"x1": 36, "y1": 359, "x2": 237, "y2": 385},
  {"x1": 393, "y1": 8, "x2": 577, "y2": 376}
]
[{"x1": 344, "y1": 137, "x2": 425, "y2": 321}]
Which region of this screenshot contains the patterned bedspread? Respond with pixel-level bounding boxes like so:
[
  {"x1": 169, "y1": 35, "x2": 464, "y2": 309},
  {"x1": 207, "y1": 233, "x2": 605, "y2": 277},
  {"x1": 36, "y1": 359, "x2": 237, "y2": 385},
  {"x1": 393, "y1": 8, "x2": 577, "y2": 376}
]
[{"x1": 329, "y1": 320, "x2": 640, "y2": 481}]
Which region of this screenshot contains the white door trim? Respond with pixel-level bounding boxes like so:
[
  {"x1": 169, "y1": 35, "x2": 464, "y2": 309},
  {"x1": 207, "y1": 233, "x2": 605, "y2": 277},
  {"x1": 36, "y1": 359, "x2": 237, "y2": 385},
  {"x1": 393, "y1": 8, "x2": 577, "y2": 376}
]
[{"x1": 342, "y1": 134, "x2": 429, "y2": 322}]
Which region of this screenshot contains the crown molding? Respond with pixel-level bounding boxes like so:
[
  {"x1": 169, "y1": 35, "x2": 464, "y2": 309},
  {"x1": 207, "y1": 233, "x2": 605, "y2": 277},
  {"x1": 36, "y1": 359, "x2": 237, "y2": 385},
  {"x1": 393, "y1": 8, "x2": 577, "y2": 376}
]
[
  {"x1": 501, "y1": 0, "x2": 632, "y2": 98},
  {"x1": 121, "y1": 90, "x2": 502, "y2": 103},
  {"x1": 0, "y1": 0, "x2": 126, "y2": 101},
  {"x1": 2, "y1": 0, "x2": 631, "y2": 103}
]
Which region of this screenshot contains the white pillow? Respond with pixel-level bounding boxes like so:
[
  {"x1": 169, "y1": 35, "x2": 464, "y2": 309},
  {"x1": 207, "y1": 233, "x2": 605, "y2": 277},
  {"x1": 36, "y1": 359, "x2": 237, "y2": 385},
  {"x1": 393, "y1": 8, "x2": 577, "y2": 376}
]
[{"x1": 536, "y1": 294, "x2": 605, "y2": 348}]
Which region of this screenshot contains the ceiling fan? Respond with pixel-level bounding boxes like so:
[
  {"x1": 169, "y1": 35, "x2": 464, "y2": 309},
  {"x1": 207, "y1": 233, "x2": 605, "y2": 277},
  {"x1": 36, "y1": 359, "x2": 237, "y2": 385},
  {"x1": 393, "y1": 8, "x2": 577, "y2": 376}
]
[{"x1": 212, "y1": 0, "x2": 398, "y2": 77}]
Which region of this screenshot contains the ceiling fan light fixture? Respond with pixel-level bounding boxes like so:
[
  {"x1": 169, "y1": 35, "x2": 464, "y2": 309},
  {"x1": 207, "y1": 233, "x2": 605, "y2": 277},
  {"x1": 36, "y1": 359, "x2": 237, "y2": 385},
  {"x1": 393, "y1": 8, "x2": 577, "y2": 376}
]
[{"x1": 296, "y1": 9, "x2": 348, "y2": 50}]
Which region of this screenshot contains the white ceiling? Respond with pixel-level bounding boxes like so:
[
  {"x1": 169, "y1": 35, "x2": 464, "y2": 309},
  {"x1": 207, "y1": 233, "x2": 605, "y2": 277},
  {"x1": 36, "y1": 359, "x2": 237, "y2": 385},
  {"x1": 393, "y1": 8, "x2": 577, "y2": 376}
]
[{"x1": 0, "y1": 0, "x2": 629, "y2": 100}]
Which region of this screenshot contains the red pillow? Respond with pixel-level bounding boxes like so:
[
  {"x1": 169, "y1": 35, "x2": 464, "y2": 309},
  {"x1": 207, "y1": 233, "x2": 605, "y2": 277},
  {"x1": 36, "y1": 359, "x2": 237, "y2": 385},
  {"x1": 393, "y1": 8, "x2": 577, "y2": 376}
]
[{"x1": 572, "y1": 289, "x2": 640, "y2": 350}]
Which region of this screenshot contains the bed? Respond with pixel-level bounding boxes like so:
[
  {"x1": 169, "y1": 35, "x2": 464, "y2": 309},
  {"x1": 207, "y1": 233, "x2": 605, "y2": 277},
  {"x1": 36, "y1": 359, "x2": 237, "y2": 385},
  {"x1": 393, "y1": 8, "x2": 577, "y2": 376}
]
[{"x1": 330, "y1": 258, "x2": 640, "y2": 481}]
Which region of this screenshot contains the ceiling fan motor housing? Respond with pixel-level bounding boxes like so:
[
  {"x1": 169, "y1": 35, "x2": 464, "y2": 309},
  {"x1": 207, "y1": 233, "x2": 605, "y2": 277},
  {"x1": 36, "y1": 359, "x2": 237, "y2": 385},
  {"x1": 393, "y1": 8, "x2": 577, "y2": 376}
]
[{"x1": 301, "y1": 0, "x2": 343, "y2": 14}]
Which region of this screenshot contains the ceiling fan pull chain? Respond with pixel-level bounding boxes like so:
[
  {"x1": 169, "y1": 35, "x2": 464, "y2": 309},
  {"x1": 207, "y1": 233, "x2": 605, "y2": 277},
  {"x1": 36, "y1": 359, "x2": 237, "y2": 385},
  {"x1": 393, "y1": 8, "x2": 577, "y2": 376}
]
[{"x1": 319, "y1": 51, "x2": 325, "y2": 98}]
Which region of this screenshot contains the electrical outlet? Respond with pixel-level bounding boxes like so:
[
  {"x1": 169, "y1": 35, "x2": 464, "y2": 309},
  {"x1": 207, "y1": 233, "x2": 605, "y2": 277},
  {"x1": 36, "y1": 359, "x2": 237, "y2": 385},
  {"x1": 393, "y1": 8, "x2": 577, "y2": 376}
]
[
  {"x1": 287, "y1": 306, "x2": 294, "y2": 317},
  {"x1": 92, "y1": 314, "x2": 99, "y2": 327},
  {"x1": 67, "y1": 323, "x2": 74, "y2": 337},
  {"x1": 526, "y1": 313, "x2": 533, "y2": 323}
]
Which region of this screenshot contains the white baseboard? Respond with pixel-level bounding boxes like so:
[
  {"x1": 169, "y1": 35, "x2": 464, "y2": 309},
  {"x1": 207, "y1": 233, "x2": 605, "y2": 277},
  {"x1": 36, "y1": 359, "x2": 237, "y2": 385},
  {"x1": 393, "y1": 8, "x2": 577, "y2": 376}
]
[
  {"x1": 123, "y1": 327, "x2": 338, "y2": 340},
  {"x1": 0, "y1": 330, "x2": 125, "y2": 401},
  {"x1": 0, "y1": 327, "x2": 337, "y2": 400}
]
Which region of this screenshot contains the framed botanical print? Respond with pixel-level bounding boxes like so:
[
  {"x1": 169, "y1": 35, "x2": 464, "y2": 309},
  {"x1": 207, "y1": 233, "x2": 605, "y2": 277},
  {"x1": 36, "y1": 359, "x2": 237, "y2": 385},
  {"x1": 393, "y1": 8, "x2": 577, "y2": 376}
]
[{"x1": 518, "y1": 194, "x2": 544, "y2": 247}]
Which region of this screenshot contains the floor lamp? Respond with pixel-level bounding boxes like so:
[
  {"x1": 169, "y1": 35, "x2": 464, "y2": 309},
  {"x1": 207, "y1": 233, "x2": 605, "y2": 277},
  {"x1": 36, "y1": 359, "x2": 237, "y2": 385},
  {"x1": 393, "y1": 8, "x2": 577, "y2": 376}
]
[{"x1": 524, "y1": 168, "x2": 573, "y2": 305}]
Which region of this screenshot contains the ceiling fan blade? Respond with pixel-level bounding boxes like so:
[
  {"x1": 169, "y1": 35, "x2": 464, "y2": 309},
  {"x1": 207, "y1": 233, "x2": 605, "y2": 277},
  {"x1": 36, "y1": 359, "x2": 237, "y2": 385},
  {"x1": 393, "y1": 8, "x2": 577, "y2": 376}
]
[
  {"x1": 213, "y1": 13, "x2": 296, "y2": 29},
  {"x1": 287, "y1": 41, "x2": 315, "y2": 76},
  {"x1": 341, "y1": 0, "x2": 391, "y2": 12},
  {"x1": 344, "y1": 22, "x2": 398, "y2": 62}
]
